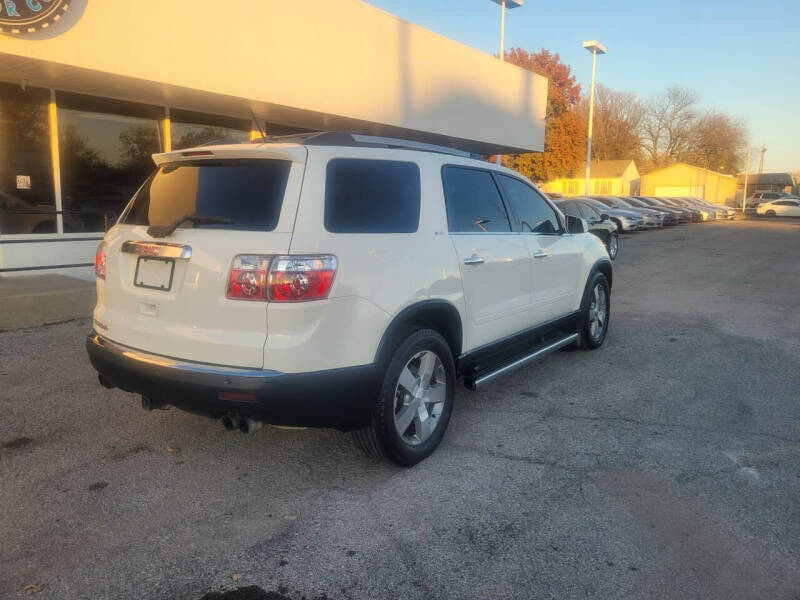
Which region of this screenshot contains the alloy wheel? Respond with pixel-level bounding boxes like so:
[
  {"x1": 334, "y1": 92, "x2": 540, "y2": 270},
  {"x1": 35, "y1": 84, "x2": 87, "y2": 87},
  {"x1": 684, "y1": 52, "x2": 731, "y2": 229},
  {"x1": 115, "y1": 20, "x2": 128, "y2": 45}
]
[
  {"x1": 608, "y1": 235, "x2": 618, "y2": 259},
  {"x1": 587, "y1": 283, "x2": 608, "y2": 342},
  {"x1": 393, "y1": 350, "x2": 447, "y2": 445}
]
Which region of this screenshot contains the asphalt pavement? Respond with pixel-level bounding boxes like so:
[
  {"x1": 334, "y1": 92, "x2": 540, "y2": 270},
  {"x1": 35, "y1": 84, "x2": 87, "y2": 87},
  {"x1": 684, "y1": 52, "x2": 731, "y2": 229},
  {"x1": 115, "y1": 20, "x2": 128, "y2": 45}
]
[{"x1": 1, "y1": 218, "x2": 799, "y2": 600}]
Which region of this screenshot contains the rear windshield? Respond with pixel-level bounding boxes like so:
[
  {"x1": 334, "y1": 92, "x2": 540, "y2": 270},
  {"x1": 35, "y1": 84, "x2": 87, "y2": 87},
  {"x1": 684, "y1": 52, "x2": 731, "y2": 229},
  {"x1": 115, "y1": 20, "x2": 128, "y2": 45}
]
[{"x1": 122, "y1": 159, "x2": 291, "y2": 231}]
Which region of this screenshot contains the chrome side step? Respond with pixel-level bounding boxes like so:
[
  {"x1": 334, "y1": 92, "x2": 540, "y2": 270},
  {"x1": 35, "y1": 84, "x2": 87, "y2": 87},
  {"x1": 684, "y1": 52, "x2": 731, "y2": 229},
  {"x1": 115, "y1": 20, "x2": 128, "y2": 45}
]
[{"x1": 465, "y1": 333, "x2": 579, "y2": 391}]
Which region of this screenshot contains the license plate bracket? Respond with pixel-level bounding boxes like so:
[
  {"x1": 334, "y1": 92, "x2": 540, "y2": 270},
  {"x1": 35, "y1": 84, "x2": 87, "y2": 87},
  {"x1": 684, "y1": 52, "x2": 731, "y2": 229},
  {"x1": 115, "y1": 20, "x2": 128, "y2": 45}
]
[{"x1": 134, "y1": 256, "x2": 175, "y2": 291}]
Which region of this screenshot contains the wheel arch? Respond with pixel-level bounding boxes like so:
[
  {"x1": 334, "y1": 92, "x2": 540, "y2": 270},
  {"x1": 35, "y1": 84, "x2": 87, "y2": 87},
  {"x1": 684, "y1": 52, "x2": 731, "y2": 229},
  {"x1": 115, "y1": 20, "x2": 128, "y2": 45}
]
[
  {"x1": 373, "y1": 300, "x2": 463, "y2": 365},
  {"x1": 590, "y1": 258, "x2": 613, "y2": 289}
]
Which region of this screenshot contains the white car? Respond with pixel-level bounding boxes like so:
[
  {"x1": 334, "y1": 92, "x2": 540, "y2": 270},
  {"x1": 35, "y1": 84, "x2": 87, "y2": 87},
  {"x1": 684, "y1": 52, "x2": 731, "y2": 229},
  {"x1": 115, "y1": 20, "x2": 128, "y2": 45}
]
[
  {"x1": 87, "y1": 133, "x2": 612, "y2": 466},
  {"x1": 756, "y1": 198, "x2": 800, "y2": 217}
]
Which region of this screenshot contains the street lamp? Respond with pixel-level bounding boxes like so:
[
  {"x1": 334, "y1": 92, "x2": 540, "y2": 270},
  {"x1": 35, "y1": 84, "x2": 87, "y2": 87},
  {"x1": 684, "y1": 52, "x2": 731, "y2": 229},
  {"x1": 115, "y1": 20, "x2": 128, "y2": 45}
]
[
  {"x1": 583, "y1": 40, "x2": 606, "y2": 196},
  {"x1": 490, "y1": 0, "x2": 523, "y2": 61}
]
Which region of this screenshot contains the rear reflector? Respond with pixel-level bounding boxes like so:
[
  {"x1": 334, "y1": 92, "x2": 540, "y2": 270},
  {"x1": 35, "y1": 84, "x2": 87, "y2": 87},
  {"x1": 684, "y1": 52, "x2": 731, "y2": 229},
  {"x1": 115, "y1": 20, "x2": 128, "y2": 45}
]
[
  {"x1": 268, "y1": 255, "x2": 337, "y2": 302},
  {"x1": 94, "y1": 241, "x2": 106, "y2": 280}
]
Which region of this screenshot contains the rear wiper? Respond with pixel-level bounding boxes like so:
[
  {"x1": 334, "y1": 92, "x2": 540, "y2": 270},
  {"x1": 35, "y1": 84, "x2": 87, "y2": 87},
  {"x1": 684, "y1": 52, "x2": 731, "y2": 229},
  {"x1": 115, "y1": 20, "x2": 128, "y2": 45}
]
[{"x1": 147, "y1": 214, "x2": 233, "y2": 238}]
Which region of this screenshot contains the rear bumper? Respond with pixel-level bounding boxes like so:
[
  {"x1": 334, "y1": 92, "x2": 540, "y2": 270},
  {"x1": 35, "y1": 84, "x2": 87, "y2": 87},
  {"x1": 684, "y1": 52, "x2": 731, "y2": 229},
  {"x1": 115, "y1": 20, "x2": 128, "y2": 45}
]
[{"x1": 86, "y1": 331, "x2": 379, "y2": 430}]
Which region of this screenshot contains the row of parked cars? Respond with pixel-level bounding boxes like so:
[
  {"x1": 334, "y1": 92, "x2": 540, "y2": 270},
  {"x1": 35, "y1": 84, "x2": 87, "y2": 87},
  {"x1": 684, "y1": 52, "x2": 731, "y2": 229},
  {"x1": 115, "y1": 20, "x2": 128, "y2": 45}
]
[{"x1": 546, "y1": 194, "x2": 737, "y2": 260}]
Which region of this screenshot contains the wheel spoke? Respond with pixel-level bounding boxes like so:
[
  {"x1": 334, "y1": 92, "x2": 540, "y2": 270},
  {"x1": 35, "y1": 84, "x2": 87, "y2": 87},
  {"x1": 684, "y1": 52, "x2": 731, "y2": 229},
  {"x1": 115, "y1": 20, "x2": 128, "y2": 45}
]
[
  {"x1": 397, "y1": 366, "x2": 418, "y2": 395},
  {"x1": 417, "y1": 408, "x2": 437, "y2": 441},
  {"x1": 427, "y1": 382, "x2": 447, "y2": 405},
  {"x1": 395, "y1": 399, "x2": 419, "y2": 434},
  {"x1": 417, "y1": 352, "x2": 436, "y2": 383}
]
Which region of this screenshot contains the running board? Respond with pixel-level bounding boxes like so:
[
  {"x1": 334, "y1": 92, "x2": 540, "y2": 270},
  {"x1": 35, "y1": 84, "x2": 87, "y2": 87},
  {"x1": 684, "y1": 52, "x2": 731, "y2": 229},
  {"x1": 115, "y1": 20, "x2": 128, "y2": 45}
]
[{"x1": 464, "y1": 333, "x2": 579, "y2": 391}]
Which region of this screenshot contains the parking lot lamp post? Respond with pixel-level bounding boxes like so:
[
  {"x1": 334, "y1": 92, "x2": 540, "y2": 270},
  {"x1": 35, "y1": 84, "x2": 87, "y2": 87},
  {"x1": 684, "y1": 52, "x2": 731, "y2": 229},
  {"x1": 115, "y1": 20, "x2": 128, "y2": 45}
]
[
  {"x1": 491, "y1": 0, "x2": 522, "y2": 164},
  {"x1": 583, "y1": 40, "x2": 606, "y2": 196},
  {"x1": 741, "y1": 149, "x2": 751, "y2": 213}
]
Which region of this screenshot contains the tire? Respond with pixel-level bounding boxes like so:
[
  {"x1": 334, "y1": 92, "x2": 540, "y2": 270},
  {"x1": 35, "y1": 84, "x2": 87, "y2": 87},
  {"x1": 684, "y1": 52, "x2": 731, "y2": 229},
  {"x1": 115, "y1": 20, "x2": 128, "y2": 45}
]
[
  {"x1": 352, "y1": 329, "x2": 455, "y2": 467},
  {"x1": 577, "y1": 272, "x2": 610, "y2": 350},
  {"x1": 766, "y1": 210, "x2": 776, "y2": 217},
  {"x1": 606, "y1": 232, "x2": 619, "y2": 260},
  {"x1": 611, "y1": 218, "x2": 622, "y2": 234}
]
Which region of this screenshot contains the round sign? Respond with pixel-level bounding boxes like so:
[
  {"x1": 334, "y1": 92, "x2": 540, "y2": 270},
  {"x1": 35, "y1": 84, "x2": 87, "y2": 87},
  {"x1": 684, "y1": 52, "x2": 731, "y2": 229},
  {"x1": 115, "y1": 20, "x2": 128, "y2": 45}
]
[{"x1": 0, "y1": 0, "x2": 70, "y2": 35}]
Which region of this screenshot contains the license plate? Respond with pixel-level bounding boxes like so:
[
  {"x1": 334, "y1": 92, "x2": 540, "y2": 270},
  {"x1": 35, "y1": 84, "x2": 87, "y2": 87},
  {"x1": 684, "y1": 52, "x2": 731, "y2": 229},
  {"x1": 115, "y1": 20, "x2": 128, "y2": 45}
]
[{"x1": 134, "y1": 256, "x2": 175, "y2": 291}]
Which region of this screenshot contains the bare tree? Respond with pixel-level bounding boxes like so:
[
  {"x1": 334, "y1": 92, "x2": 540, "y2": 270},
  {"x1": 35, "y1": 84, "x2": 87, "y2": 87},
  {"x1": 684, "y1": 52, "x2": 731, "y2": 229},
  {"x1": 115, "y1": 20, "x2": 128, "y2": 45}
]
[
  {"x1": 682, "y1": 112, "x2": 748, "y2": 174},
  {"x1": 579, "y1": 85, "x2": 645, "y2": 163},
  {"x1": 640, "y1": 86, "x2": 699, "y2": 170}
]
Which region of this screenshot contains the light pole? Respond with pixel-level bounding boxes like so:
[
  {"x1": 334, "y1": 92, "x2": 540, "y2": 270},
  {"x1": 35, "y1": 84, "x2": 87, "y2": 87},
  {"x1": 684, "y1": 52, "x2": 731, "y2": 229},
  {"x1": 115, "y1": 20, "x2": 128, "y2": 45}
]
[
  {"x1": 582, "y1": 40, "x2": 606, "y2": 196},
  {"x1": 491, "y1": 0, "x2": 522, "y2": 164},
  {"x1": 741, "y1": 149, "x2": 752, "y2": 213}
]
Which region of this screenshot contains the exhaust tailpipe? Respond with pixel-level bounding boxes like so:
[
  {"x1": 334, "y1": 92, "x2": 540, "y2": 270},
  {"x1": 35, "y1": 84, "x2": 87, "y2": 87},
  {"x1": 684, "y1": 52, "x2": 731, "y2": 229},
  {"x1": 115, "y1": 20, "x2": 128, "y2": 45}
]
[
  {"x1": 239, "y1": 418, "x2": 263, "y2": 434},
  {"x1": 221, "y1": 414, "x2": 241, "y2": 431}
]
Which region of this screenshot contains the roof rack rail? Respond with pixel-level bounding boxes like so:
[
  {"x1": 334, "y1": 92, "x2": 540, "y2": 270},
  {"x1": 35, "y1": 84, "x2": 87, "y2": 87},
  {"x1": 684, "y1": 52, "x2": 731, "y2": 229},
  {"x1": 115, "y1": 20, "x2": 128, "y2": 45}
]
[{"x1": 252, "y1": 131, "x2": 475, "y2": 158}]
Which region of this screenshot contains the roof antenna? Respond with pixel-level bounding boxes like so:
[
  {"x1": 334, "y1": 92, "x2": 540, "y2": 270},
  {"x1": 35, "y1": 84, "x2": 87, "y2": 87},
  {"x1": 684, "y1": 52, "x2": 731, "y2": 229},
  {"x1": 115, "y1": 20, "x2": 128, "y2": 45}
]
[{"x1": 249, "y1": 106, "x2": 267, "y2": 142}]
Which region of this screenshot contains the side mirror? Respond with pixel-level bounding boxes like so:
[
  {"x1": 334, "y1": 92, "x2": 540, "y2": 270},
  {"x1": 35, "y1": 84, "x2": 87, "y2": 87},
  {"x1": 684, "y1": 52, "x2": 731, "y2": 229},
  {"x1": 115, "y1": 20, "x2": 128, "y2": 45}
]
[
  {"x1": 565, "y1": 214, "x2": 586, "y2": 234},
  {"x1": 600, "y1": 213, "x2": 610, "y2": 222}
]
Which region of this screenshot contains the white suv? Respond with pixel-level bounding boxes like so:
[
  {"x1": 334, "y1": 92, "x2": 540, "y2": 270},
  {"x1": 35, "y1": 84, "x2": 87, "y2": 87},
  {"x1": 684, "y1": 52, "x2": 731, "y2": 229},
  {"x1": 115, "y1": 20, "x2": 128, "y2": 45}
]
[{"x1": 87, "y1": 133, "x2": 612, "y2": 466}]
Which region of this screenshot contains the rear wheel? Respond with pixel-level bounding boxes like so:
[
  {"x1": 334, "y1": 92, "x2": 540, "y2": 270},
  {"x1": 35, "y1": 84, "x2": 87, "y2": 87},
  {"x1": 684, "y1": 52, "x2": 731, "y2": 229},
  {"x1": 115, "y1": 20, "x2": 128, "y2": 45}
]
[
  {"x1": 578, "y1": 272, "x2": 610, "y2": 350},
  {"x1": 766, "y1": 210, "x2": 776, "y2": 217},
  {"x1": 352, "y1": 329, "x2": 455, "y2": 466},
  {"x1": 606, "y1": 232, "x2": 619, "y2": 260}
]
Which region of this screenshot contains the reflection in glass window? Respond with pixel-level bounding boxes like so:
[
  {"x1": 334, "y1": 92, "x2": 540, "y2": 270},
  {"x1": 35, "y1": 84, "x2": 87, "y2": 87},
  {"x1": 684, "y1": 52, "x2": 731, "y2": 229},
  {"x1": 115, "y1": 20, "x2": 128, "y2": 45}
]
[
  {"x1": 58, "y1": 105, "x2": 162, "y2": 232},
  {"x1": 171, "y1": 123, "x2": 249, "y2": 150},
  {"x1": 0, "y1": 83, "x2": 56, "y2": 235},
  {"x1": 442, "y1": 167, "x2": 510, "y2": 233}
]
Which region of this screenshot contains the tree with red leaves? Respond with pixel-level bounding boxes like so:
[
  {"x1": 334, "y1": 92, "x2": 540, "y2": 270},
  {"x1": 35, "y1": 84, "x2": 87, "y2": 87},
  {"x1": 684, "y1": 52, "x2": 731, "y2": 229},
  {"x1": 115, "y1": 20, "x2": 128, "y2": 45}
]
[{"x1": 501, "y1": 48, "x2": 587, "y2": 183}]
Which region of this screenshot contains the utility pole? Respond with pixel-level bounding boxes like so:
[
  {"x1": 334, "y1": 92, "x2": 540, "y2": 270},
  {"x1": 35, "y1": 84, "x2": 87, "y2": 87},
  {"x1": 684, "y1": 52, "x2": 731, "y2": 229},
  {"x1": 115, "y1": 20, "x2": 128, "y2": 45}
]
[
  {"x1": 758, "y1": 145, "x2": 766, "y2": 174},
  {"x1": 741, "y1": 149, "x2": 751, "y2": 213}
]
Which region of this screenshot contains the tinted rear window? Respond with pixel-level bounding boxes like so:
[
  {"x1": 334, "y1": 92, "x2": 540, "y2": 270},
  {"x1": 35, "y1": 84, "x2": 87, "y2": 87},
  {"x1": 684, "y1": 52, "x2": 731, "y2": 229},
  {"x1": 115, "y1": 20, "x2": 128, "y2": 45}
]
[
  {"x1": 324, "y1": 159, "x2": 420, "y2": 233},
  {"x1": 122, "y1": 159, "x2": 291, "y2": 231}
]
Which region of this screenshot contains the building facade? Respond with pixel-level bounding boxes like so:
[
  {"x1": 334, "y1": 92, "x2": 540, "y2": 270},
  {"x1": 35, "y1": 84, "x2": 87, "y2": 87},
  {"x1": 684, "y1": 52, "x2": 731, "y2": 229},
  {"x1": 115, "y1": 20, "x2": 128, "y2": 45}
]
[
  {"x1": 0, "y1": 0, "x2": 548, "y2": 276},
  {"x1": 640, "y1": 163, "x2": 737, "y2": 205},
  {"x1": 736, "y1": 173, "x2": 797, "y2": 200},
  {"x1": 541, "y1": 160, "x2": 640, "y2": 197}
]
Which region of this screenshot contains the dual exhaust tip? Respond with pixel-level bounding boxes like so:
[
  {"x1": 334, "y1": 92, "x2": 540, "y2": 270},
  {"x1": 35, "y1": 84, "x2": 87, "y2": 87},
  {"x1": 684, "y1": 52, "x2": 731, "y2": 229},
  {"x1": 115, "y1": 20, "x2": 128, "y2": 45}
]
[{"x1": 221, "y1": 414, "x2": 263, "y2": 434}]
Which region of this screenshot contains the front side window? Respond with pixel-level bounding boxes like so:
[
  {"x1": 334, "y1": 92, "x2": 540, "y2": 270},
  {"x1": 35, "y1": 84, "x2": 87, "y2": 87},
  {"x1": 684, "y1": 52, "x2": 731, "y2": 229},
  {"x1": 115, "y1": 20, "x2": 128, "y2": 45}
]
[
  {"x1": 558, "y1": 202, "x2": 581, "y2": 218},
  {"x1": 324, "y1": 159, "x2": 420, "y2": 233},
  {"x1": 122, "y1": 159, "x2": 291, "y2": 231},
  {"x1": 441, "y1": 167, "x2": 510, "y2": 233},
  {"x1": 496, "y1": 174, "x2": 560, "y2": 234},
  {"x1": 0, "y1": 83, "x2": 56, "y2": 235}
]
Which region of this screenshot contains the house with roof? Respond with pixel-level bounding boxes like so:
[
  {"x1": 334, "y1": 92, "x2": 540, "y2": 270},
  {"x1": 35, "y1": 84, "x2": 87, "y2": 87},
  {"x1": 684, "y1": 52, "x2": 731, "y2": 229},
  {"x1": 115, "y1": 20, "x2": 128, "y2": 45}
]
[
  {"x1": 541, "y1": 160, "x2": 640, "y2": 197},
  {"x1": 736, "y1": 172, "x2": 797, "y2": 199},
  {"x1": 640, "y1": 163, "x2": 738, "y2": 205}
]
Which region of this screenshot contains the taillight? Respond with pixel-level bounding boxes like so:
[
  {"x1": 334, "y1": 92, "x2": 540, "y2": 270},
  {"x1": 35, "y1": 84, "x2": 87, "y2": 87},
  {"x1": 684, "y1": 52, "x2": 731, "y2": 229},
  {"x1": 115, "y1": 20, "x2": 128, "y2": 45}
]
[
  {"x1": 94, "y1": 242, "x2": 106, "y2": 280},
  {"x1": 226, "y1": 255, "x2": 270, "y2": 301},
  {"x1": 268, "y1": 255, "x2": 337, "y2": 302}
]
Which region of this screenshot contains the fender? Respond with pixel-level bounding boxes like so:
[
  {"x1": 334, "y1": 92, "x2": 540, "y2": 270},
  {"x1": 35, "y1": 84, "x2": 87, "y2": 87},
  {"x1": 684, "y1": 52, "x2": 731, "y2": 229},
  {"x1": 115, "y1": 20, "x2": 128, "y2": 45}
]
[{"x1": 372, "y1": 299, "x2": 463, "y2": 364}]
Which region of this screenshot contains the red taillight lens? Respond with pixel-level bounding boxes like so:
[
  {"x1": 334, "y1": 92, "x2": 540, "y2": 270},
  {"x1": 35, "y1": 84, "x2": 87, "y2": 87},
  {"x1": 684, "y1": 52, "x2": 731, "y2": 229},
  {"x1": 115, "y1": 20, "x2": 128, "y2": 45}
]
[
  {"x1": 226, "y1": 255, "x2": 270, "y2": 301},
  {"x1": 268, "y1": 255, "x2": 337, "y2": 302},
  {"x1": 94, "y1": 242, "x2": 106, "y2": 280}
]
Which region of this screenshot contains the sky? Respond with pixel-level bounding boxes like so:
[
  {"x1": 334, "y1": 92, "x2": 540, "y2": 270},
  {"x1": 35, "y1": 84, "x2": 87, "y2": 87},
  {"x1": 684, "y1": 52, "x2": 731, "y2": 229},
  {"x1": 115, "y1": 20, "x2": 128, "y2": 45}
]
[{"x1": 365, "y1": 0, "x2": 799, "y2": 173}]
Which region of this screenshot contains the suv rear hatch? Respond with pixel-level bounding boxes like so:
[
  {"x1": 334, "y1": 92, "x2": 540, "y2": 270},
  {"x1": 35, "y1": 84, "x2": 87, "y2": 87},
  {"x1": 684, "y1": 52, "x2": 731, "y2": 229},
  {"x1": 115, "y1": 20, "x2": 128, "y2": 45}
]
[{"x1": 94, "y1": 145, "x2": 306, "y2": 368}]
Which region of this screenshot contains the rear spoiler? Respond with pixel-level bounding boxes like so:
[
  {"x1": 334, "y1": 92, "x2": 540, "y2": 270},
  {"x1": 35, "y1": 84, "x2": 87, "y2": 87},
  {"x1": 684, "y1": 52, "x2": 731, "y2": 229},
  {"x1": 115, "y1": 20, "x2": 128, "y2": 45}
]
[{"x1": 152, "y1": 144, "x2": 307, "y2": 166}]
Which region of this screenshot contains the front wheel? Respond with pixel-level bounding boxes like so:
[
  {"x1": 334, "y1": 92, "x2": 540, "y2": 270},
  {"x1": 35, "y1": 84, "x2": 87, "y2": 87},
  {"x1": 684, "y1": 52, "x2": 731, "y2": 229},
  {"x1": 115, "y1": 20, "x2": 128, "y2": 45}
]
[
  {"x1": 353, "y1": 329, "x2": 455, "y2": 466},
  {"x1": 578, "y1": 272, "x2": 610, "y2": 350},
  {"x1": 606, "y1": 232, "x2": 619, "y2": 260},
  {"x1": 765, "y1": 210, "x2": 776, "y2": 217}
]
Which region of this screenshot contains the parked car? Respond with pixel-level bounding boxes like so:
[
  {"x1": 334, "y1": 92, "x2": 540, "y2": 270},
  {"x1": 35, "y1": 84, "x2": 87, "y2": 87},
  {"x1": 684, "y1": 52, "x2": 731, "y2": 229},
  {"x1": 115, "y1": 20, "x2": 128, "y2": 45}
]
[
  {"x1": 579, "y1": 197, "x2": 645, "y2": 233},
  {"x1": 746, "y1": 191, "x2": 794, "y2": 209},
  {"x1": 86, "y1": 133, "x2": 613, "y2": 466},
  {"x1": 756, "y1": 198, "x2": 800, "y2": 217},
  {"x1": 552, "y1": 198, "x2": 619, "y2": 259},
  {"x1": 622, "y1": 196, "x2": 679, "y2": 225},
  {"x1": 667, "y1": 197, "x2": 716, "y2": 221},
  {"x1": 655, "y1": 197, "x2": 703, "y2": 222},
  {"x1": 591, "y1": 196, "x2": 664, "y2": 228},
  {"x1": 634, "y1": 197, "x2": 694, "y2": 223}
]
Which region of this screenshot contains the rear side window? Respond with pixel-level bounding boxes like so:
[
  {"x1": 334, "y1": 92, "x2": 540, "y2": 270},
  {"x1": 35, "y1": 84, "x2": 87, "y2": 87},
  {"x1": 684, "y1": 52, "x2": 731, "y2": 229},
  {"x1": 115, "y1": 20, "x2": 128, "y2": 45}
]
[
  {"x1": 577, "y1": 202, "x2": 601, "y2": 221},
  {"x1": 123, "y1": 159, "x2": 291, "y2": 231},
  {"x1": 558, "y1": 202, "x2": 581, "y2": 218},
  {"x1": 441, "y1": 166, "x2": 510, "y2": 233},
  {"x1": 496, "y1": 174, "x2": 561, "y2": 234},
  {"x1": 324, "y1": 159, "x2": 420, "y2": 233}
]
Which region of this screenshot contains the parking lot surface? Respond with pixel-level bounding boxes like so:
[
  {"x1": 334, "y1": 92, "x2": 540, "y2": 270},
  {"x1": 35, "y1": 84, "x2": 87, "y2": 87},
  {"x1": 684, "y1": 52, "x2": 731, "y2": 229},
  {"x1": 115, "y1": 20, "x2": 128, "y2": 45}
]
[{"x1": 2, "y1": 219, "x2": 799, "y2": 600}]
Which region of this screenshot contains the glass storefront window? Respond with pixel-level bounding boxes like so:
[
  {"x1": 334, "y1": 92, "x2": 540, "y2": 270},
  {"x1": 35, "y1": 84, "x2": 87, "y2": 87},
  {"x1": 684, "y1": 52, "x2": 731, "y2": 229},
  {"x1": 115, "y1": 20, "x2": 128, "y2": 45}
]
[
  {"x1": 57, "y1": 93, "x2": 163, "y2": 232},
  {"x1": 170, "y1": 108, "x2": 250, "y2": 150},
  {"x1": 0, "y1": 83, "x2": 56, "y2": 235}
]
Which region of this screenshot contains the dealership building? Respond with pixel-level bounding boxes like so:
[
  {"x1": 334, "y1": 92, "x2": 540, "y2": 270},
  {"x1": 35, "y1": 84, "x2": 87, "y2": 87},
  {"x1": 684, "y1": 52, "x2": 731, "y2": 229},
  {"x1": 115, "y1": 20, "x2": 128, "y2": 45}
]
[{"x1": 0, "y1": 0, "x2": 547, "y2": 277}]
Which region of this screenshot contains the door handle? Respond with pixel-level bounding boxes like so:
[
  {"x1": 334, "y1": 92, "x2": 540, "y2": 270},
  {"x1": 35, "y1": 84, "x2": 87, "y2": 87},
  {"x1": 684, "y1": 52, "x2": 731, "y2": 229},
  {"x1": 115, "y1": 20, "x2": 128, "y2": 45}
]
[
  {"x1": 463, "y1": 254, "x2": 485, "y2": 265},
  {"x1": 533, "y1": 251, "x2": 549, "y2": 259}
]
